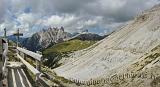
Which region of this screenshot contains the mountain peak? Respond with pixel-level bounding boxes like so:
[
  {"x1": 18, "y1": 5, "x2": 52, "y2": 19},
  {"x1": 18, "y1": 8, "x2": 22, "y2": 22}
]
[{"x1": 22, "y1": 27, "x2": 71, "y2": 51}]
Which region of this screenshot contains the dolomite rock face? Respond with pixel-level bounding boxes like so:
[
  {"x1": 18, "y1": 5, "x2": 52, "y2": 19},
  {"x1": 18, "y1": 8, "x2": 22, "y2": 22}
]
[
  {"x1": 54, "y1": 4, "x2": 160, "y2": 84},
  {"x1": 23, "y1": 27, "x2": 71, "y2": 51}
]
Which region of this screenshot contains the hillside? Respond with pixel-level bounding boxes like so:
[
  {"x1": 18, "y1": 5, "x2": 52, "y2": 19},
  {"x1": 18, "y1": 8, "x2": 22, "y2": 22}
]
[
  {"x1": 54, "y1": 4, "x2": 160, "y2": 87},
  {"x1": 43, "y1": 39, "x2": 97, "y2": 68},
  {"x1": 64, "y1": 32, "x2": 105, "y2": 41}
]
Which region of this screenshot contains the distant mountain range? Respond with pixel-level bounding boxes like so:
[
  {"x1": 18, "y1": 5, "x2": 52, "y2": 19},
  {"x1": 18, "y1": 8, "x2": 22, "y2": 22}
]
[
  {"x1": 7, "y1": 35, "x2": 26, "y2": 44},
  {"x1": 7, "y1": 27, "x2": 104, "y2": 52}
]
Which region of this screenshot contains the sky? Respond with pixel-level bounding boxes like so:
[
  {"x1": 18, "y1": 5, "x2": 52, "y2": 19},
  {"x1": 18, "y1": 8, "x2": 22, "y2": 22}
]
[{"x1": 0, "y1": 0, "x2": 159, "y2": 37}]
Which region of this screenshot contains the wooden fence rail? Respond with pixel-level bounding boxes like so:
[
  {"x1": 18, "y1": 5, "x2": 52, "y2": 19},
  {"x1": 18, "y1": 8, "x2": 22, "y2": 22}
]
[
  {"x1": 17, "y1": 47, "x2": 42, "y2": 61},
  {"x1": 16, "y1": 53, "x2": 40, "y2": 75},
  {"x1": 16, "y1": 47, "x2": 42, "y2": 86},
  {"x1": 2, "y1": 38, "x2": 8, "y2": 78}
]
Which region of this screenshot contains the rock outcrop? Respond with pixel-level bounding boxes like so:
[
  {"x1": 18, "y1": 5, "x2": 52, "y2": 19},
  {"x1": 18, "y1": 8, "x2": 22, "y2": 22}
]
[{"x1": 23, "y1": 27, "x2": 72, "y2": 51}]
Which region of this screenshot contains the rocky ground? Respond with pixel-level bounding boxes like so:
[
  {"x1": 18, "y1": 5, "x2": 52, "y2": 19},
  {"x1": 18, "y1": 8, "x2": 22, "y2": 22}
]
[{"x1": 53, "y1": 4, "x2": 160, "y2": 87}]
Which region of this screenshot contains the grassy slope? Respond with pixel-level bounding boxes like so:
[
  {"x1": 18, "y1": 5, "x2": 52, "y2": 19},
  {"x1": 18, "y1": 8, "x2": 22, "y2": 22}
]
[
  {"x1": 43, "y1": 39, "x2": 96, "y2": 68},
  {"x1": 43, "y1": 39, "x2": 96, "y2": 55}
]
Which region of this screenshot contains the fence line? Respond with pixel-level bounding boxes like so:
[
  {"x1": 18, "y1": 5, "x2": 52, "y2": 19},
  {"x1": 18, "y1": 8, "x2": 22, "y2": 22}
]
[{"x1": 2, "y1": 38, "x2": 8, "y2": 78}]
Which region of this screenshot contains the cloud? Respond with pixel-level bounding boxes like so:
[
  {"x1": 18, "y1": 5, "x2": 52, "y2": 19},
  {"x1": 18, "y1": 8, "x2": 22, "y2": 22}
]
[
  {"x1": 0, "y1": 0, "x2": 6, "y2": 23},
  {"x1": 17, "y1": 13, "x2": 39, "y2": 28},
  {"x1": 43, "y1": 15, "x2": 77, "y2": 27},
  {"x1": 0, "y1": 0, "x2": 159, "y2": 36}
]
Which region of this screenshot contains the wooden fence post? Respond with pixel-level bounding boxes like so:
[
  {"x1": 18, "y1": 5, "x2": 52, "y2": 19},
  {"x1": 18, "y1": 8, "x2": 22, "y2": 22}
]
[
  {"x1": 35, "y1": 51, "x2": 42, "y2": 86},
  {"x1": 22, "y1": 48, "x2": 26, "y2": 60}
]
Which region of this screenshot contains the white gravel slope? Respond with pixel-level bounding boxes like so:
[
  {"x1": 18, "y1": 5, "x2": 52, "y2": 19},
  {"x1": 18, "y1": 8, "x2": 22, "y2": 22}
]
[{"x1": 54, "y1": 5, "x2": 160, "y2": 81}]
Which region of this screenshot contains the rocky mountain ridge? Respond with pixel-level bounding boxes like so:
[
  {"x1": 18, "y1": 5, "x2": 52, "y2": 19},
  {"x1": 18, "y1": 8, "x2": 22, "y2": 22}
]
[{"x1": 22, "y1": 27, "x2": 71, "y2": 51}]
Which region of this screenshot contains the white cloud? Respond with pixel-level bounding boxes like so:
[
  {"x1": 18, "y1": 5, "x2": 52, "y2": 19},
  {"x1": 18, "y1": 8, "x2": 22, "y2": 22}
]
[
  {"x1": 100, "y1": 0, "x2": 126, "y2": 10},
  {"x1": 41, "y1": 15, "x2": 80, "y2": 32},
  {"x1": 85, "y1": 20, "x2": 97, "y2": 26},
  {"x1": 47, "y1": 16, "x2": 63, "y2": 26},
  {"x1": 17, "y1": 13, "x2": 39, "y2": 28},
  {"x1": 0, "y1": 0, "x2": 6, "y2": 23},
  {"x1": 0, "y1": 0, "x2": 160, "y2": 36}
]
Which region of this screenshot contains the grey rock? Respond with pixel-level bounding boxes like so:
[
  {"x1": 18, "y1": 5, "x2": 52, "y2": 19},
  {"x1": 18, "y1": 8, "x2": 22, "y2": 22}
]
[{"x1": 22, "y1": 27, "x2": 72, "y2": 51}]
